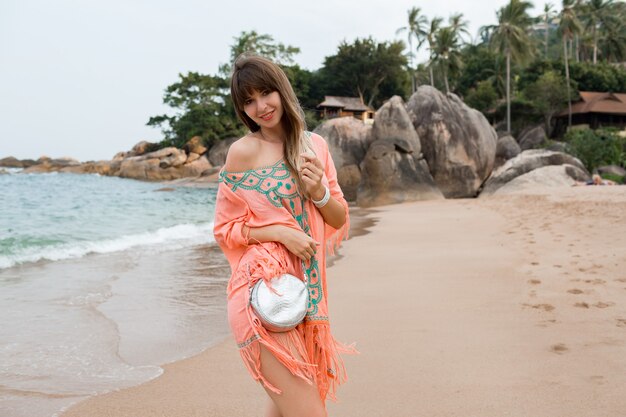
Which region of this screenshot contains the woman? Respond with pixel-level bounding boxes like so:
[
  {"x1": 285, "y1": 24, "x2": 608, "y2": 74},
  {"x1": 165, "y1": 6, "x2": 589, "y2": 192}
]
[{"x1": 213, "y1": 54, "x2": 357, "y2": 417}]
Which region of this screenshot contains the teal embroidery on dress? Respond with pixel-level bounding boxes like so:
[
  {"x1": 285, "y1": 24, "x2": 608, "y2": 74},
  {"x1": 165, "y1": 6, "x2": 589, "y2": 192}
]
[{"x1": 219, "y1": 161, "x2": 299, "y2": 208}]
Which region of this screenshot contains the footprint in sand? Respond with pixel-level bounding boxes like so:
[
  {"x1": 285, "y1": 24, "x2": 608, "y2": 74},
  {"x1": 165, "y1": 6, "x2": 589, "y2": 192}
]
[
  {"x1": 584, "y1": 279, "x2": 606, "y2": 285},
  {"x1": 616, "y1": 319, "x2": 626, "y2": 328},
  {"x1": 523, "y1": 303, "x2": 555, "y2": 312},
  {"x1": 574, "y1": 302, "x2": 590, "y2": 308},
  {"x1": 553, "y1": 264, "x2": 562, "y2": 268},
  {"x1": 528, "y1": 279, "x2": 541, "y2": 285},
  {"x1": 615, "y1": 278, "x2": 626, "y2": 283},
  {"x1": 531, "y1": 262, "x2": 540, "y2": 266},
  {"x1": 551, "y1": 343, "x2": 569, "y2": 354},
  {"x1": 594, "y1": 301, "x2": 614, "y2": 308},
  {"x1": 568, "y1": 288, "x2": 584, "y2": 294}
]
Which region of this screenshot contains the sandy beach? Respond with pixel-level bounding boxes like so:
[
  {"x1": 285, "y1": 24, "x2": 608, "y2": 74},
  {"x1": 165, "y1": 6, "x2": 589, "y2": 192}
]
[{"x1": 61, "y1": 186, "x2": 626, "y2": 417}]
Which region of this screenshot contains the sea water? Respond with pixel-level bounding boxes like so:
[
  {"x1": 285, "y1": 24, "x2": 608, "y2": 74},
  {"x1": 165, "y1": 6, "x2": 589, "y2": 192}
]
[{"x1": 0, "y1": 170, "x2": 231, "y2": 417}]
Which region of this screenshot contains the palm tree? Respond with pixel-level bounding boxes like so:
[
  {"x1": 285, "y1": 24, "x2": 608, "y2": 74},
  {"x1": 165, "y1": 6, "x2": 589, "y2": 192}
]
[
  {"x1": 542, "y1": 3, "x2": 556, "y2": 58},
  {"x1": 448, "y1": 13, "x2": 471, "y2": 44},
  {"x1": 426, "y1": 17, "x2": 443, "y2": 86},
  {"x1": 482, "y1": 0, "x2": 536, "y2": 133},
  {"x1": 432, "y1": 26, "x2": 463, "y2": 93},
  {"x1": 559, "y1": 0, "x2": 582, "y2": 128},
  {"x1": 598, "y1": 4, "x2": 626, "y2": 63},
  {"x1": 581, "y1": 0, "x2": 613, "y2": 64},
  {"x1": 396, "y1": 7, "x2": 428, "y2": 93}
]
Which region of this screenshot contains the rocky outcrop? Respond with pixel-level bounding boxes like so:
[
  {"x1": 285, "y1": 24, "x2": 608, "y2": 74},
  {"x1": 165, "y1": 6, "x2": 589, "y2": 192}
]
[
  {"x1": 597, "y1": 165, "x2": 626, "y2": 177},
  {"x1": 183, "y1": 136, "x2": 208, "y2": 156},
  {"x1": 495, "y1": 135, "x2": 521, "y2": 169},
  {"x1": 518, "y1": 125, "x2": 547, "y2": 150},
  {"x1": 372, "y1": 96, "x2": 421, "y2": 156},
  {"x1": 357, "y1": 137, "x2": 443, "y2": 207},
  {"x1": 407, "y1": 86, "x2": 497, "y2": 198},
  {"x1": 314, "y1": 117, "x2": 372, "y2": 202},
  {"x1": 486, "y1": 165, "x2": 588, "y2": 196},
  {"x1": 0, "y1": 156, "x2": 37, "y2": 168},
  {"x1": 355, "y1": 96, "x2": 442, "y2": 206},
  {"x1": 130, "y1": 141, "x2": 159, "y2": 156},
  {"x1": 480, "y1": 150, "x2": 589, "y2": 196},
  {"x1": 208, "y1": 137, "x2": 238, "y2": 167},
  {"x1": 313, "y1": 116, "x2": 372, "y2": 168}
]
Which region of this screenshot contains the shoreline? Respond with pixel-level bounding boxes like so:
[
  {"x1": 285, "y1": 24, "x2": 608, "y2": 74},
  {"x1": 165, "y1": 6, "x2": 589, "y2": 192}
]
[
  {"x1": 54, "y1": 204, "x2": 376, "y2": 417},
  {"x1": 60, "y1": 186, "x2": 626, "y2": 417}
]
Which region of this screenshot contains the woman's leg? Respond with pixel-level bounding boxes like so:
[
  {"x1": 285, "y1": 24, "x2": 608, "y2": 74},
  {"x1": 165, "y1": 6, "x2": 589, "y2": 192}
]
[
  {"x1": 265, "y1": 397, "x2": 282, "y2": 417},
  {"x1": 259, "y1": 332, "x2": 327, "y2": 417}
]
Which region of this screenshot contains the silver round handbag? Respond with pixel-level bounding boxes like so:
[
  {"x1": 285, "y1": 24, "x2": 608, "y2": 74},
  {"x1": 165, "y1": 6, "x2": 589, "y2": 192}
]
[{"x1": 249, "y1": 261, "x2": 309, "y2": 333}]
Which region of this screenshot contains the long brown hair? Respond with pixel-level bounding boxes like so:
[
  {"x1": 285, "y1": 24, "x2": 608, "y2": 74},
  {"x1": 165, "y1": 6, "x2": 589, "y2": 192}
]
[{"x1": 230, "y1": 54, "x2": 315, "y2": 199}]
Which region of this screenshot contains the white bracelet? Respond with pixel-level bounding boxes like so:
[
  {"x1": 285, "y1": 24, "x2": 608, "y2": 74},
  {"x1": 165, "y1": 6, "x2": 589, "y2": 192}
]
[{"x1": 311, "y1": 186, "x2": 331, "y2": 208}]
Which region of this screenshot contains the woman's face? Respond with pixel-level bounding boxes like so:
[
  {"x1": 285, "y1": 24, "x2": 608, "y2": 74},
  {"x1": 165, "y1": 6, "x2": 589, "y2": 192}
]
[{"x1": 243, "y1": 89, "x2": 284, "y2": 130}]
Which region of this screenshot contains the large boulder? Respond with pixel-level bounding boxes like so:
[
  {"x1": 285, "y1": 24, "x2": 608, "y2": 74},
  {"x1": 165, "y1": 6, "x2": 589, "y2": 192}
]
[
  {"x1": 130, "y1": 141, "x2": 159, "y2": 156},
  {"x1": 183, "y1": 136, "x2": 208, "y2": 156},
  {"x1": 357, "y1": 137, "x2": 443, "y2": 207},
  {"x1": 372, "y1": 96, "x2": 421, "y2": 156},
  {"x1": 181, "y1": 155, "x2": 212, "y2": 177},
  {"x1": 480, "y1": 149, "x2": 590, "y2": 196},
  {"x1": 208, "y1": 137, "x2": 238, "y2": 167},
  {"x1": 313, "y1": 116, "x2": 372, "y2": 168},
  {"x1": 518, "y1": 125, "x2": 547, "y2": 150},
  {"x1": 0, "y1": 156, "x2": 24, "y2": 168},
  {"x1": 407, "y1": 86, "x2": 497, "y2": 198},
  {"x1": 487, "y1": 165, "x2": 589, "y2": 196},
  {"x1": 495, "y1": 135, "x2": 521, "y2": 169},
  {"x1": 597, "y1": 165, "x2": 626, "y2": 177}
]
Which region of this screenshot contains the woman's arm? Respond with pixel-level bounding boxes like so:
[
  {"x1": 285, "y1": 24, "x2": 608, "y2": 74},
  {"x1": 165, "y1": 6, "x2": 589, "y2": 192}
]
[
  {"x1": 309, "y1": 187, "x2": 346, "y2": 230},
  {"x1": 244, "y1": 224, "x2": 320, "y2": 261}
]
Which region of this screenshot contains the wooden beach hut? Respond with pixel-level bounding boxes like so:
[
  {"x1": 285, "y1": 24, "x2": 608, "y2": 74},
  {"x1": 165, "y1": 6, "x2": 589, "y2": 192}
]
[{"x1": 317, "y1": 96, "x2": 375, "y2": 123}]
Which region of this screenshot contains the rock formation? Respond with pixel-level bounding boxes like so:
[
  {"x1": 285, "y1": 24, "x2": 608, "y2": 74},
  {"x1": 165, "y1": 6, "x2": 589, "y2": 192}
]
[{"x1": 407, "y1": 86, "x2": 497, "y2": 198}]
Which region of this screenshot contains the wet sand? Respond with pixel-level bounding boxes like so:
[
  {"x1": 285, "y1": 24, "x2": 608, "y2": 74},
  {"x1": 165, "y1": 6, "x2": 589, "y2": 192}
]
[{"x1": 61, "y1": 187, "x2": 626, "y2": 417}]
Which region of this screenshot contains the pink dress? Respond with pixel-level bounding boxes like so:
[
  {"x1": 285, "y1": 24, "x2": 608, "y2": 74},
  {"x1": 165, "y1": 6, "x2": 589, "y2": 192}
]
[{"x1": 213, "y1": 131, "x2": 358, "y2": 404}]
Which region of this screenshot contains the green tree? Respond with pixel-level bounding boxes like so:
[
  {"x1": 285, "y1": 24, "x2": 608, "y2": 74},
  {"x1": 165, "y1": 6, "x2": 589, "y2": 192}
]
[
  {"x1": 482, "y1": 0, "x2": 536, "y2": 133},
  {"x1": 524, "y1": 70, "x2": 569, "y2": 133},
  {"x1": 318, "y1": 37, "x2": 409, "y2": 108},
  {"x1": 559, "y1": 0, "x2": 583, "y2": 128},
  {"x1": 541, "y1": 3, "x2": 557, "y2": 58},
  {"x1": 580, "y1": 0, "x2": 613, "y2": 64},
  {"x1": 465, "y1": 80, "x2": 498, "y2": 114},
  {"x1": 147, "y1": 72, "x2": 242, "y2": 149},
  {"x1": 425, "y1": 17, "x2": 444, "y2": 86},
  {"x1": 432, "y1": 26, "x2": 463, "y2": 93},
  {"x1": 227, "y1": 30, "x2": 300, "y2": 66},
  {"x1": 565, "y1": 128, "x2": 624, "y2": 171},
  {"x1": 148, "y1": 31, "x2": 304, "y2": 149},
  {"x1": 396, "y1": 7, "x2": 428, "y2": 93}
]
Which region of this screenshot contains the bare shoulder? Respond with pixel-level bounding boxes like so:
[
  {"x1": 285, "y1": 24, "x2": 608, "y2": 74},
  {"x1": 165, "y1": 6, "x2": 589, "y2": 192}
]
[{"x1": 223, "y1": 135, "x2": 261, "y2": 172}]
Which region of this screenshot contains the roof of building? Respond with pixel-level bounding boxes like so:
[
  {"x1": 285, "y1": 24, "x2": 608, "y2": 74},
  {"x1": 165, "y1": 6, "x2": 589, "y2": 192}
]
[
  {"x1": 559, "y1": 91, "x2": 626, "y2": 116},
  {"x1": 317, "y1": 96, "x2": 373, "y2": 112}
]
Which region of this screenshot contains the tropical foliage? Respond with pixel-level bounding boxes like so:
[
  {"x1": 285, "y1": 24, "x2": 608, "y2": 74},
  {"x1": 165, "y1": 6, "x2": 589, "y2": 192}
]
[{"x1": 148, "y1": 1, "x2": 626, "y2": 152}]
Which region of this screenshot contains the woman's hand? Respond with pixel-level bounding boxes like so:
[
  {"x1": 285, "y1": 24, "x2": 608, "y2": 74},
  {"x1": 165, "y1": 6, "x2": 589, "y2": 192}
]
[
  {"x1": 299, "y1": 152, "x2": 326, "y2": 201},
  {"x1": 277, "y1": 226, "x2": 320, "y2": 261}
]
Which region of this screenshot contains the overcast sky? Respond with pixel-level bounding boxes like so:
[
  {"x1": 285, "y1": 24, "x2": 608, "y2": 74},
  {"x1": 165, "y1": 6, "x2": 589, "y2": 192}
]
[{"x1": 1, "y1": 0, "x2": 518, "y2": 162}]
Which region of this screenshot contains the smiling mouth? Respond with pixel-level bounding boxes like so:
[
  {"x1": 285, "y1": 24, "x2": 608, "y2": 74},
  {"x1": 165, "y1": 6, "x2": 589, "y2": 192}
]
[{"x1": 260, "y1": 111, "x2": 274, "y2": 121}]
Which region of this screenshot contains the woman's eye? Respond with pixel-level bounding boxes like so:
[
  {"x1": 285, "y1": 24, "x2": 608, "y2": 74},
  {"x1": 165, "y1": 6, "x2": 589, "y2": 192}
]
[
  {"x1": 262, "y1": 90, "x2": 270, "y2": 96},
  {"x1": 244, "y1": 99, "x2": 252, "y2": 105}
]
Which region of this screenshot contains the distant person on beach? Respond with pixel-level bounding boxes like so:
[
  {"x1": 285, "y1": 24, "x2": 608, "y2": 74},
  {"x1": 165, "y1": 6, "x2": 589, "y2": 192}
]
[
  {"x1": 574, "y1": 174, "x2": 618, "y2": 186},
  {"x1": 213, "y1": 54, "x2": 357, "y2": 417}
]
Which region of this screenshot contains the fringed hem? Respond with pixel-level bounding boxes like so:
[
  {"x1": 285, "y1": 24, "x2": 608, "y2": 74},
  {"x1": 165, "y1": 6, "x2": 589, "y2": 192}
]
[
  {"x1": 324, "y1": 198, "x2": 350, "y2": 257},
  {"x1": 238, "y1": 306, "x2": 358, "y2": 402},
  {"x1": 240, "y1": 301, "x2": 317, "y2": 395},
  {"x1": 303, "y1": 321, "x2": 359, "y2": 402}
]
